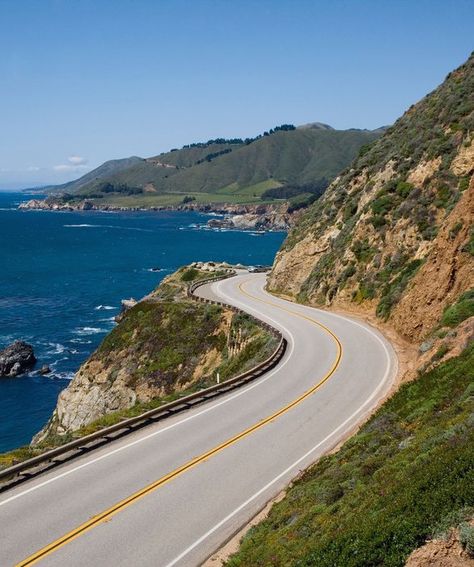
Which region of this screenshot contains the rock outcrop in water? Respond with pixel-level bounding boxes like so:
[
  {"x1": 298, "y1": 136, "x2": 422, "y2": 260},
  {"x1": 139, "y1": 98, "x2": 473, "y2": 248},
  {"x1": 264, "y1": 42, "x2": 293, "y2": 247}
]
[{"x1": 0, "y1": 341, "x2": 36, "y2": 377}]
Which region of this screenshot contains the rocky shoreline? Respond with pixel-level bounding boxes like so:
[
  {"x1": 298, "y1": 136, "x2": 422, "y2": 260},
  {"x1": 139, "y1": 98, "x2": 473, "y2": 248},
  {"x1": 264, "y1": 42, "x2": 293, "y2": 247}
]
[
  {"x1": 0, "y1": 341, "x2": 36, "y2": 378},
  {"x1": 18, "y1": 198, "x2": 298, "y2": 231}
]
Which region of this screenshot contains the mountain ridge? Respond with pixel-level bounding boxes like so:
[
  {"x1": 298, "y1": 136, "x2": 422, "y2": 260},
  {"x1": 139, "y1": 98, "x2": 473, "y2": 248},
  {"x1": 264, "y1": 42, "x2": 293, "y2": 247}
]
[{"x1": 40, "y1": 124, "x2": 383, "y2": 206}]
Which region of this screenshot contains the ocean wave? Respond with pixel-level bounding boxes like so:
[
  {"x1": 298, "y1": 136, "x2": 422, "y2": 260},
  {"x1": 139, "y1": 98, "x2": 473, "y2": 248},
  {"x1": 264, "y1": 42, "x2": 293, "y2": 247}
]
[
  {"x1": 99, "y1": 316, "x2": 116, "y2": 323},
  {"x1": 73, "y1": 327, "x2": 107, "y2": 336},
  {"x1": 94, "y1": 304, "x2": 116, "y2": 310},
  {"x1": 69, "y1": 338, "x2": 92, "y2": 344},
  {"x1": 64, "y1": 224, "x2": 96, "y2": 228},
  {"x1": 64, "y1": 224, "x2": 152, "y2": 232},
  {"x1": 45, "y1": 342, "x2": 66, "y2": 355},
  {"x1": 49, "y1": 371, "x2": 75, "y2": 381}
]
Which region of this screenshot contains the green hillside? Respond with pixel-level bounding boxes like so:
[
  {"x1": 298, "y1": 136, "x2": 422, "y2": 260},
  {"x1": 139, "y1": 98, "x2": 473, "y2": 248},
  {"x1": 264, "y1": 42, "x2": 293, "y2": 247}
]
[
  {"x1": 227, "y1": 342, "x2": 474, "y2": 567},
  {"x1": 47, "y1": 124, "x2": 381, "y2": 206}
]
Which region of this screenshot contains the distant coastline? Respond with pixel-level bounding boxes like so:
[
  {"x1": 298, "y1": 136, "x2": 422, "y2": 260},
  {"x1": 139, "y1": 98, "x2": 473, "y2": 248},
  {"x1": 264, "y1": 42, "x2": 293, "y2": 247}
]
[{"x1": 18, "y1": 197, "x2": 298, "y2": 232}]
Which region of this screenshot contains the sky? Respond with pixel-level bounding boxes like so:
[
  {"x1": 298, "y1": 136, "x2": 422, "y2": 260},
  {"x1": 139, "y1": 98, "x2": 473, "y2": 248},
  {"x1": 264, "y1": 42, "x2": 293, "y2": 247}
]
[{"x1": 0, "y1": 0, "x2": 473, "y2": 189}]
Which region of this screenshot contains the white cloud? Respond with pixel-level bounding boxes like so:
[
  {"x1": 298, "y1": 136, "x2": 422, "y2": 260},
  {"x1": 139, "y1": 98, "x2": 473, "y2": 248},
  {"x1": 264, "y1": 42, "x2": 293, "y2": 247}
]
[
  {"x1": 53, "y1": 156, "x2": 90, "y2": 172},
  {"x1": 67, "y1": 155, "x2": 88, "y2": 165},
  {"x1": 53, "y1": 164, "x2": 90, "y2": 172}
]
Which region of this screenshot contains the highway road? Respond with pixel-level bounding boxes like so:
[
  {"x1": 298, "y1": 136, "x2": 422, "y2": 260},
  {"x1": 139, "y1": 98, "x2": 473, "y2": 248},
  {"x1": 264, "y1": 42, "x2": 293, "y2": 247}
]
[{"x1": 0, "y1": 272, "x2": 397, "y2": 567}]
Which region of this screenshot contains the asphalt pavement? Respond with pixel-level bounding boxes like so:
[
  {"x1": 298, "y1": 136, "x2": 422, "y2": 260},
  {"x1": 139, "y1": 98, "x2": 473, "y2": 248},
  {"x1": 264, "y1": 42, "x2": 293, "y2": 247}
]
[{"x1": 0, "y1": 272, "x2": 397, "y2": 567}]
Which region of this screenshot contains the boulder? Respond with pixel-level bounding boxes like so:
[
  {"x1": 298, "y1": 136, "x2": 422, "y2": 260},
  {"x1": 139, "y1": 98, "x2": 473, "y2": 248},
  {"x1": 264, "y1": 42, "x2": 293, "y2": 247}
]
[{"x1": 0, "y1": 341, "x2": 36, "y2": 377}]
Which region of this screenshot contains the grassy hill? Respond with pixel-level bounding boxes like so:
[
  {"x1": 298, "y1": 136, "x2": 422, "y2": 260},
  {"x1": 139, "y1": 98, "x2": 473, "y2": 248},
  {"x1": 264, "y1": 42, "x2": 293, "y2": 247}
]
[{"x1": 46, "y1": 124, "x2": 381, "y2": 206}]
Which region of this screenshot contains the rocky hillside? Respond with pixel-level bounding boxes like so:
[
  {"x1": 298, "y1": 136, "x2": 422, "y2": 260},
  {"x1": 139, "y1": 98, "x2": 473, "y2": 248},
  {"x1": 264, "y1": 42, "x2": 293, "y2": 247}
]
[
  {"x1": 269, "y1": 53, "x2": 474, "y2": 352},
  {"x1": 40, "y1": 124, "x2": 381, "y2": 207},
  {"x1": 224, "y1": 54, "x2": 474, "y2": 567},
  {"x1": 33, "y1": 266, "x2": 277, "y2": 443}
]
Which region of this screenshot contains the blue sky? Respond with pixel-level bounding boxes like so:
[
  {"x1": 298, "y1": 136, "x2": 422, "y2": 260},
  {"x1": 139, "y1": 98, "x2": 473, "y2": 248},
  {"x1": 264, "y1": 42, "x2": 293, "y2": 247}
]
[{"x1": 1, "y1": 0, "x2": 473, "y2": 189}]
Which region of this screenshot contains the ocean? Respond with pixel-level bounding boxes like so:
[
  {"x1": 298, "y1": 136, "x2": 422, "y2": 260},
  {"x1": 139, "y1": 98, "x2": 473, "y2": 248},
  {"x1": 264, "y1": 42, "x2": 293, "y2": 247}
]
[{"x1": 0, "y1": 192, "x2": 286, "y2": 452}]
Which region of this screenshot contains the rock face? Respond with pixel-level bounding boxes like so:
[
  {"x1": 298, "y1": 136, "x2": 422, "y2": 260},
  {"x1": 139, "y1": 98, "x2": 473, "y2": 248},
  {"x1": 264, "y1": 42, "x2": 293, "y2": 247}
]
[
  {"x1": 391, "y1": 182, "x2": 474, "y2": 341},
  {"x1": 405, "y1": 528, "x2": 474, "y2": 566},
  {"x1": 0, "y1": 341, "x2": 36, "y2": 377},
  {"x1": 208, "y1": 211, "x2": 292, "y2": 231},
  {"x1": 33, "y1": 268, "x2": 276, "y2": 442},
  {"x1": 19, "y1": 198, "x2": 299, "y2": 231},
  {"x1": 269, "y1": 53, "x2": 474, "y2": 349}
]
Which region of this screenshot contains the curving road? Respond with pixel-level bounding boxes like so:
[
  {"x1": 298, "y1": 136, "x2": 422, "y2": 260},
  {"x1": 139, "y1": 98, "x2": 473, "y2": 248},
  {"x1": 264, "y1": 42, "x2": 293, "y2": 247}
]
[{"x1": 0, "y1": 273, "x2": 397, "y2": 567}]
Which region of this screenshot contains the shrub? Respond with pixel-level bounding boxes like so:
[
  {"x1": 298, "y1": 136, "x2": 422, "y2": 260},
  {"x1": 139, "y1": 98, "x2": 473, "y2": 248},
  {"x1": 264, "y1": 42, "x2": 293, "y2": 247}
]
[
  {"x1": 459, "y1": 176, "x2": 470, "y2": 191},
  {"x1": 353, "y1": 280, "x2": 376, "y2": 303},
  {"x1": 434, "y1": 185, "x2": 451, "y2": 208},
  {"x1": 459, "y1": 523, "x2": 474, "y2": 555},
  {"x1": 181, "y1": 195, "x2": 196, "y2": 204},
  {"x1": 376, "y1": 259, "x2": 424, "y2": 319},
  {"x1": 396, "y1": 180, "x2": 414, "y2": 198},
  {"x1": 370, "y1": 215, "x2": 386, "y2": 228},
  {"x1": 227, "y1": 343, "x2": 474, "y2": 567},
  {"x1": 432, "y1": 344, "x2": 450, "y2": 361},
  {"x1": 352, "y1": 239, "x2": 376, "y2": 263},
  {"x1": 449, "y1": 221, "x2": 463, "y2": 240},
  {"x1": 440, "y1": 289, "x2": 474, "y2": 327},
  {"x1": 180, "y1": 268, "x2": 199, "y2": 282},
  {"x1": 462, "y1": 229, "x2": 474, "y2": 256},
  {"x1": 371, "y1": 193, "x2": 395, "y2": 216}
]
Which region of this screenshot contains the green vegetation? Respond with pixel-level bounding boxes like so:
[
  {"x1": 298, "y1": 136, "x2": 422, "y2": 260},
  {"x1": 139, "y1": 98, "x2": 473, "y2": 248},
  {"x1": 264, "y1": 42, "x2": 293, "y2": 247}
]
[
  {"x1": 216, "y1": 312, "x2": 278, "y2": 381},
  {"x1": 227, "y1": 343, "x2": 474, "y2": 567},
  {"x1": 261, "y1": 179, "x2": 328, "y2": 201},
  {"x1": 46, "y1": 127, "x2": 381, "y2": 206},
  {"x1": 440, "y1": 289, "x2": 474, "y2": 327},
  {"x1": 376, "y1": 259, "x2": 424, "y2": 320},
  {"x1": 0, "y1": 267, "x2": 278, "y2": 470},
  {"x1": 351, "y1": 239, "x2": 376, "y2": 263},
  {"x1": 180, "y1": 267, "x2": 199, "y2": 282},
  {"x1": 281, "y1": 53, "x2": 474, "y2": 319},
  {"x1": 459, "y1": 523, "x2": 474, "y2": 555},
  {"x1": 463, "y1": 227, "x2": 474, "y2": 256}
]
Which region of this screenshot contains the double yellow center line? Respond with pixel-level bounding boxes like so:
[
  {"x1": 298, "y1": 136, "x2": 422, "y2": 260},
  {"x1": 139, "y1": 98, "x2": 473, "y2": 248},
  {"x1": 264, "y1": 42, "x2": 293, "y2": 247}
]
[{"x1": 17, "y1": 279, "x2": 342, "y2": 566}]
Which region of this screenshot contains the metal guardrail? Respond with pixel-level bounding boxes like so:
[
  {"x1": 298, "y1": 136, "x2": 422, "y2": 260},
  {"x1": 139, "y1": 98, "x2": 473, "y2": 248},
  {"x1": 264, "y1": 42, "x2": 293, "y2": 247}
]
[{"x1": 0, "y1": 270, "x2": 286, "y2": 485}]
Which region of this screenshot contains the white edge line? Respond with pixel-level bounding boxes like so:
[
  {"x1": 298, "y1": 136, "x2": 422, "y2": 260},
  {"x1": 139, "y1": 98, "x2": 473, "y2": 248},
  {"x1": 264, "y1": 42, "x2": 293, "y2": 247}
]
[
  {"x1": 164, "y1": 274, "x2": 397, "y2": 567},
  {"x1": 0, "y1": 287, "x2": 296, "y2": 509},
  {"x1": 165, "y1": 335, "x2": 394, "y2": 567}
]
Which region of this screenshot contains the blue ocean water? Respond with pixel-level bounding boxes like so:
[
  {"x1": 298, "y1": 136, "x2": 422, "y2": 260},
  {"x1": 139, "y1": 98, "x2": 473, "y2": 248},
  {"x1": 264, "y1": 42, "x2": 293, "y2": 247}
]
[{"x1": 0, "y1": 192, "x2": 286, "y2": 451}]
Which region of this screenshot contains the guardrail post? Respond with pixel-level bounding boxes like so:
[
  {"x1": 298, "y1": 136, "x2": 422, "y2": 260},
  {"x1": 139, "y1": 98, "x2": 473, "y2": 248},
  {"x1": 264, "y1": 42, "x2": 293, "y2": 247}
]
[{"x1": 0, "y1": 269, "x2": 286, "y2": 484}]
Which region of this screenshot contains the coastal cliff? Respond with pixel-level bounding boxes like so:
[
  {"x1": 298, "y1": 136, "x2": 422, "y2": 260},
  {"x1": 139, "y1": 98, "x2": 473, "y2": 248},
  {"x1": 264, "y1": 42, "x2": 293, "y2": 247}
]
[
  {"x1": 268, "y1": 53, "x2": 474, "y2": 370},
  {"x1": 225, "y1": 53, "x2": 474, "y2": 567},
  {"x1": 19, "y1": 199, "x2": 298, "y2": 232},
  {"x1": 33, "y1": 266, "x2": 276, "y2": 443}
]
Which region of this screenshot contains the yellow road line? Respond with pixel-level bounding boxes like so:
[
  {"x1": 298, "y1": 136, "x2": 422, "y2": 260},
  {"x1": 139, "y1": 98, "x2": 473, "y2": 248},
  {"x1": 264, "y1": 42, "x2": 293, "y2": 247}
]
[{"x1": 17, "y1": 278, "x2": 342, "y2": 567}]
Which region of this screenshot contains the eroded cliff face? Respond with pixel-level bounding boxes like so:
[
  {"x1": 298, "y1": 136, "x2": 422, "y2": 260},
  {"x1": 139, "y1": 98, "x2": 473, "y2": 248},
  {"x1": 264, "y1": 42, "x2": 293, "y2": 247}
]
[
  {"x1": 391, "y1": 182, "x2": 473, "y2": 341},
  {"x1": 33, "y1": 268, "x2": 276, "y2": 442},
  {"x1": 34, "y1": 300, "x2": 231, "y2": 441},
  {"x1": 269, "y1": 54, "x2": 474, "y2": 352}
]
